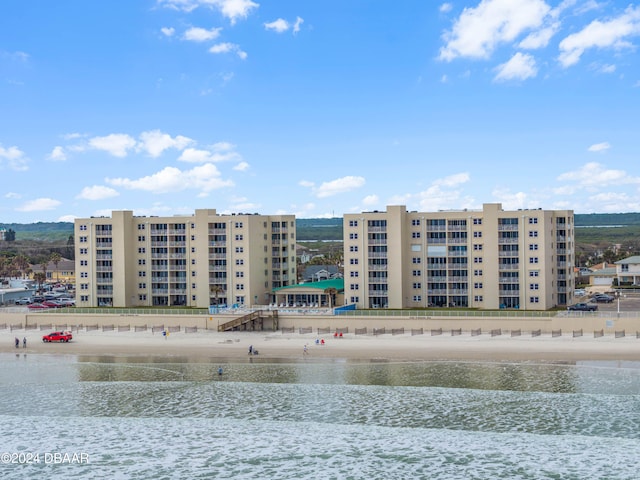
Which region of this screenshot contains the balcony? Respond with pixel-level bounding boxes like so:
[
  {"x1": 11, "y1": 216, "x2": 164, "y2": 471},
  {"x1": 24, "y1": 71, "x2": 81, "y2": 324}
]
[
  {"x1": 209, "y1": 253, "x2": 227, "y2": 260},
  {"x1": 368, "y1": 289, "x2": 388, "y2": 296}
]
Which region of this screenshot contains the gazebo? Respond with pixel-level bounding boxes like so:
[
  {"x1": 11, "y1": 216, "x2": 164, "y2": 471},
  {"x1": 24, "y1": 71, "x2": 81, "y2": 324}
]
[{"x1": 272, "y1": 279, "x2": 344, "y2": 308}]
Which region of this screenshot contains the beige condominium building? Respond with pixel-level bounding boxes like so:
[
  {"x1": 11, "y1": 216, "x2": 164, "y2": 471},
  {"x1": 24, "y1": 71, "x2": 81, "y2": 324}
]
[
  {"x1": 74, "y1": 209, "x2": 296, "y2": 308},
  {"x1": 343, "y1": 203, "x2": 574, "y2": 311}
]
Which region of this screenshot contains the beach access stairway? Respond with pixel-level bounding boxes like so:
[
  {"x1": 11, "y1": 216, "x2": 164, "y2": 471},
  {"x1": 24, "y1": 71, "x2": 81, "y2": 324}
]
[{"x1": 217, "y1": 309, "x2": 279, "y2": 332}]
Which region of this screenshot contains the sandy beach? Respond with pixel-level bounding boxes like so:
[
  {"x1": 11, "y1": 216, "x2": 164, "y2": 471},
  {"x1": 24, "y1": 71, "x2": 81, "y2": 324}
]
[{"x1": 3, "y1": 328, "x2": 640, "y2": 362}]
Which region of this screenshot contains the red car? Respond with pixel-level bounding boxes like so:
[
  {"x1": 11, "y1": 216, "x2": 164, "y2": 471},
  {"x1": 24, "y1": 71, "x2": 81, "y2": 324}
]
[
  {"x1": 28, "y1": 303, "x2": 50, "y2": 310},
  {"x1": 42, "y1": 331, "x2": 73, "y2": 343}
]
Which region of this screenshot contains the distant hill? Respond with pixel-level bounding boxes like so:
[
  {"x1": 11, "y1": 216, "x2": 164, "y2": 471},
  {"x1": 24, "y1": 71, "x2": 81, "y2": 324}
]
[{"x1": 3, "y1": 212, "x2": 640, "y2": 242}]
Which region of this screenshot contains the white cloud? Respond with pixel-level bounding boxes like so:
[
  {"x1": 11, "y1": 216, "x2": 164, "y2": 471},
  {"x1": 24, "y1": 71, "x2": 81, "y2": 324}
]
[
  {"x1": 161, "y1": 27, "x2": 175, "y2": 37},
  {"x1": 5, "y1": 192, "x2": 21, "y2": 199},
  {"x1": 183, "y1": 26, "x2": 222, "y2": 42},
  {"x1": 48, "y1": 146, "x2": 67, "y2": 161},
  {"x1": 557, "y1": 162, "x2": 639, "y2": 187},
  {"x1": 106, "y1": 163, "x2": 234, "y2": 193},
  {"x1": 61, "y1": 132, "x2": 84, "y2": 140},
  {"x1": 494, "y1": 52, "x2": 538, "y2": 81},
  {"x1": 587, "y1": 142, "x2": 610, "y2": 152},
  {"x1": 362, "y1": 194, "x2": 379, "y2": 206},
  {"x1": 158, "y1": 0, "x2": 259, "y2": 24},
  {"x1": 212, "y1": 141, "x2": 234, "y2": 151},
  {"x1": 137, "y1": 130, "x2": 193, "y2": 157},
  {"x1": 440, "y1": 3, "x2": 453, "y2": 13},
  {"x1": 177, "y1": 147, "x2": 239, "y2": 163},
  {"x1": 293, "y1": 16, "x2": 304, "y2": 34},
  {"x1": 518, "y1": 22, "x2": 559, "y2": 49},
  {"x1": 16, "y1": 198, "x2": 61, "y2": 212},
  {"x1": 57, "y1": 214, "x2": 78, "y2": 222},
  {"x1": 439, "y1": 0, "x2": 551, "y2": 61},
  {"x1": 76, "y1": 185, "x2": 120, "y2": 201},
  {"x1": 299, "y1": 180, "x2": 314, "y2": 188},
  {"x1": 264, "y1": 18, "x2": 289, "y2": 33},
  {"x1": 434, "y1": 172, "x2": 471, "y2": 187},
  {"x1": 314, "y1": 176, "x2": 366, "y2": 198},
  {"x1": 89, "y1": 133, "x2": 137, "y2": 157},
  {"x1": 558, "y1": 6, "x2": 640, "y2": 67},
  {"x1": 209, "y1": 42, "x2": 247, "y2": 59},
  {"x1": 490, "y1": 188, "x2": 532, "y2": 210},
  {"x1": 233, "y1": 161, "x2": 249, "y2": 171},
  {"x1": 0, "y1": 143, "x2": 29, "y2": 170}
]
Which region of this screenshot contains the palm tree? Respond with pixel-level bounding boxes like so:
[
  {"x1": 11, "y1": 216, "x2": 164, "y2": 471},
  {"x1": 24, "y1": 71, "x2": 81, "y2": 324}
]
[
  {"x1": 11, "y1": 255, "x2": 30, "y2": 279},
  {"x1": 49, "y1": 252, "x2": 62, "y2": 283},
  {"x1": 210, "y1": 285, "x2": 224, "y2": 307},
  {"x1": 33, "y1": 272, "x2": 46, "y2": 294}
]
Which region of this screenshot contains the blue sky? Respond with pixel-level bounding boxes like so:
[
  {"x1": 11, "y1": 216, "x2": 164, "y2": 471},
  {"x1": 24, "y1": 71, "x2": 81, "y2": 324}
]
[{"x1": 1, "y1": 0, "x2": 640, "y2": 223}]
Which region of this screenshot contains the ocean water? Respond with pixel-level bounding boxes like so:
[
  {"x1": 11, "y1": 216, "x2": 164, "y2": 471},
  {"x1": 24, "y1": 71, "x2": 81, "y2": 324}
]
[{"x1": 1, "y1": 354, "x2": 639, "y2": 479}]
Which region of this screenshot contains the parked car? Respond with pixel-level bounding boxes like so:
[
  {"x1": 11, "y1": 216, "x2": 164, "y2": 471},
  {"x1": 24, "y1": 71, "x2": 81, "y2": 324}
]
[
  {"x1": 28, "y1": 303, "x2": 50, "y2": 310},
  {"x1": 568, "y1": 303, "x2": 598, "y2": 312},
  {"x1": 15, "y1": 297, "x2": 33, "y2": 305},
  {"x1": 58, "y1": 298, "x2": 75, "y2": 307},
  {"x1": 41, "y1": 300, "x2": 64, "y2": 308},
  {"x1": 42, "y1": 331, "x2": 73, "y2": 343},
  {"x1": 592, "y1": 294, "x2": 614, "y2": 303}
]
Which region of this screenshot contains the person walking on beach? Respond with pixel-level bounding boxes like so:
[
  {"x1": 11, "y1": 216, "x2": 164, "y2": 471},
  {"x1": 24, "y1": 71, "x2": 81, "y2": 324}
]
[
  {"x1": 303, "y1": 344, "x2": 308, "y2": 355},
  {"x1": 15, "y1": 337, "x2": 19, "y2": 348},
  {"x1": 248, "y1": 345, "x2": 253, "y2": 355},
  {"x1": 23, "y1": 337, "x2": 27, "y2": 349}
]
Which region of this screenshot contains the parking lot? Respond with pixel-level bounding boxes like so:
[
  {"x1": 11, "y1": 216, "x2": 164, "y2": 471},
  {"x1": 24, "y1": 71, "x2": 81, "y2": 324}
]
[{"x1": 579, "y1": 291, "x2": 640, "y2": 313}]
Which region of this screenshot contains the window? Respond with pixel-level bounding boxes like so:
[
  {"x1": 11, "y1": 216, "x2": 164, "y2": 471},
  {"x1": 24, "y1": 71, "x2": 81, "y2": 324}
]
[
  {"x1": 529, "y1": 257, "x2": 539, "y2": 264},
  {"x1": 530, "y1": 283, "x2": 539, "y2": 290},
  {"x1": 473, "y1": 218, "x2": 482, "y2": 225},
  {"x1": 138, "y1": 235, "x2": 145, "y2": 242},
  {"x1": 80, "y1": 260, "x2": 88, "y2": 266},
  {"x1": 192, "y1": 283, "x2": 196, "y2": 289},
  {"x1": 412, "y1": 232, "x2": 421, "y2": 238},
  {"x1": 79, "y1": 225, "x2": 87, "y2": 231},
  {"x1": 80, "y1": 272, "x2": 88, "y2": 278},
  {"x1": 234, "y1": 222, "x2": 243, "y2": 228},
  {"x1": 191, "y1": 235, "x2": 195, "y2": 241},
  {"x1": 474, "y1": 257, "x2": 483, "y2": 264},
  {"x1": 350, "y1": 258, "x2": 359, "y2": 265},
  {"x1": 350, "y1": 296, "x2": 360, "y2": 303},
  {"x1": 474, "y1": 282, "x2": 483, "y2": 289},
  {"x1": 80, "y1": 284, "x2": 88, "y2": 290},
  {"x1": 191, "y1": 295, "x2": 196, "y2": 302},
  {"x1": 138, "y1": 247, "x2": 146, "y2": 254},
  {"x1": 79, "y1": 236, "x2": 87, "y2": 243},
  {"x1": 138, "y1": 259, "x2": 146, "y2": 265},
  {"x1": 138, "y1": 283, "x2": 146, "y2": 289},
  {"x1": 530, "y1": 296, "x2": 539, "y2": 303},
  {"x1": 412, "y1": 219, "x2": 421, "y2": 226},
  {"x1": 138, "y1": 224, "x2": 146, "y2": 230},
  {"x1": 529, "y1": 244, "x2": 538, "y2": 250},
  {"x1": 349, "y1": 233, "x2": 358, "y2": 239},
  {"x1": 474, "y1": 295, "x2": 483, "y2": 302},
  {"x1": 350, "y1": 284, "x2": 359, "y2": 290},
  {"x1": 80, "y1": 248, "x2": 88, "y2": 255},
  {"x1": 80, "y1": 295, "x2": 89, "y2": 302},
  {"x1": 235, "y1": 296, "x2": 245, "y2": 304},
  {"x1": 235, "y1": 271, "x2": 244, "y2": 278},
  {"x1": 349, "y1": 220, "x2": 358, "y2": 227},
  {"x1": 235, "y1": 247, "x2": 244, "y2": 253},
  {"x1": 191, "y1": 247, "x2": 195, "y2": 253},
  {"x1": 350, "y1": 245, "x2": 358, "y2": 252},
  {"x1": 235, "y1": 234, "x2": 243, "y2": 241},
  {"x1": 529, "y1": 231, "x2": 538, "y2": 238},
  {"x1": 529, "y1": 217, "x2": 538, "y2": 224},
  {"x1": 138, "y1": 271, "x2": 146, "y2": 277},
  {"x1": 236, "y1": 259, "x2": 244, "y2": 265},
  {"x1": 412, "y1": 270, "x2": 421, "y2": 276},
  {"x1": 473, "y1": 244, "x2": 483, "y2": 251},
  {"x1": 474, "y1": 269, "x2": 483, "y2": 276},
  {"x1": 191, "y1": 258, "x2": 196, "y2": 265},
  {"x1": 191, "y1": 271, "x2": 196, "y2": 277},
  {"x1": 529, "y1": 271, "x2": 539, "y2": 277},
  {"x1": 412, "y1": 295, "x2": 422, "y2": 302},
  {"x1": 236, "y1": 284, "x2": 244, "y2": 290},
  {"x1": 473, "y1": 231, "x2": 482, "y2": 238},
  {"x1": 412, "y1": 257, "x2": 421, "y2": 264},
  {"x1": 350, "y1": 271, "x2": 359, "y2": 277},
  {"x1": 412, "y1": 282, "x2": 421, "y2": 289}
]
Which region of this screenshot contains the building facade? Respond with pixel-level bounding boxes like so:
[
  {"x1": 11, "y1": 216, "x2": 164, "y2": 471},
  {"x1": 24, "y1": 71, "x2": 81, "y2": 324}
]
[
  {"x1": 74, "y1": 209, "x2": 296, "y2": 308},
  {"x1": 343, "y1": 204, "x2": 574, "y2": 311}
]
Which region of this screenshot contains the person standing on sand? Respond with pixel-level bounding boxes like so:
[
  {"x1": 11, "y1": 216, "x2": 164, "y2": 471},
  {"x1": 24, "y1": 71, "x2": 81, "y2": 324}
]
[
  {"x1": 15, "y1": 337, "x2": 19, "y2": 348},
  {"x1": 23, "y1": 337, "x2": 27, "y2": 349},
  {"x1": 303, "y1": 344, "x2": 308, "y2": 355}
]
